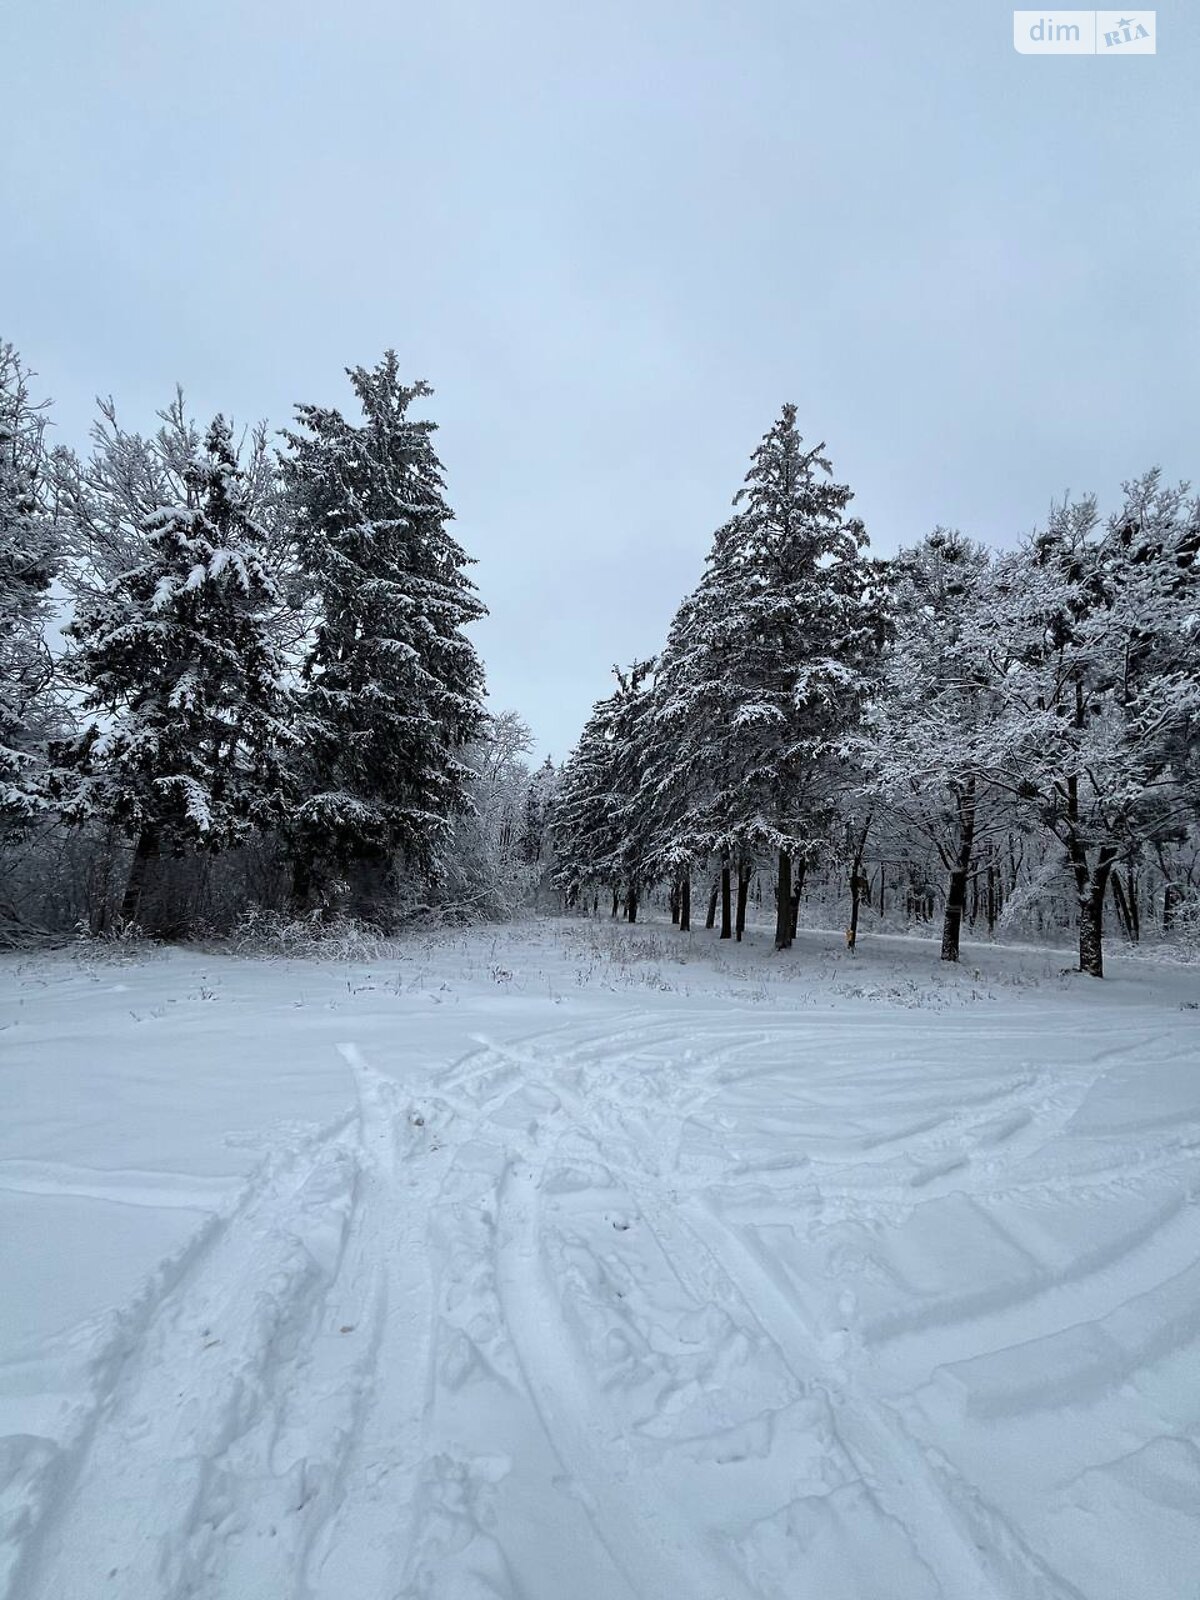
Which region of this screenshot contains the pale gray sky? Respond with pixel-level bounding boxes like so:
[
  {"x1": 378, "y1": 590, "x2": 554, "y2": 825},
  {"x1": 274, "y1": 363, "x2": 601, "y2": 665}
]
[{"x1": 3, "y1": 1, "x2": 1197, "y2": 758}]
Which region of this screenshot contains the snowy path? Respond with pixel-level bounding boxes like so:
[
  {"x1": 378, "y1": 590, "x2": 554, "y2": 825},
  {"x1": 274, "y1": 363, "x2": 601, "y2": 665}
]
[{"x1": 1, "y1": 924, "x2": 1198, "y2": 1597}]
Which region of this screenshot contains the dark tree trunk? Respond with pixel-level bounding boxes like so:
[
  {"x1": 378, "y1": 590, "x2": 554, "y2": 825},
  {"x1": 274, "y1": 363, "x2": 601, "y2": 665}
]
[
  {"x1": 680, "y1": 874, "x2": 691, "y2": 933},
  {"x1": 705, "y1": 880, "x2": 718, "y2": 930},
  {"x1": 735, "y1": 867, "x2": 750, "y2": 942},
  {"x1": 940, "y1": 865, "x2": 970, "y2": 960},
  {"x1": 120, "y1": 828, "x2": 160, "y2": 929},
  {"x1": 1078, "y1": 890, "x2": 1104, "y2": 978},
  {"x1": 847, "y1": 817, "x2": 872, "y2": 953},
  {"x1": 848, "y1": 873, "x2": 863, "y2": 951},
  {"x1": 720, "y1": 866, "x2": 732, "y2": 940},
  {"x1": 940, "y1": 783, "x2": 977, "y2": 963},
  {"x1": 1074, "y1": 845, "x2": 1117, "y2": 978},
  {"x1": 1063, "y1": 706, "x2": 1116, "y2": 976},
  {"x1": 774, "y1": 849, "x2": 793, "y2": 950},
  {"x1": 986, "y1": 853, "x2": 997, "y2": 934},
  {"x1": 611, "y1": 888, "x2": 620, "y2": 919},
  {"x1": 626, "y1": 884, "x2": 638, "y2": 923},
  {"x1": 670, "y1": 882, "x2": 680, "y2": 925},
  {"x1": 789, "y1": 858, "x2": 804, "y2": 942},
  {"x1": 1156, "y1": 843, "x2": 1178, "y2": 931},
  {"x1": 1110, "y1": 872, "x2": 1134, "y2": 944}
]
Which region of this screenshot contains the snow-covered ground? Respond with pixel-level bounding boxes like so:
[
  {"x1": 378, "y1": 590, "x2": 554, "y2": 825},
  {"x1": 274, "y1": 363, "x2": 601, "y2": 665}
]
[{"x1": 1, "y1": 918, "x2": 1198, "y2": 1600}]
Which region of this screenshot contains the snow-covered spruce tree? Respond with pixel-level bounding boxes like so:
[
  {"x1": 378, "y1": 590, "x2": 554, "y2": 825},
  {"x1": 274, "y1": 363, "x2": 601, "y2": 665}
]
[
  {"x1": 669, "y1": 406, "x2": 878, "y2": 949},
  {"x1": 552, "y1": 664, "x2": 653, "y2": 916},
  {"x1": 55, "y1": 391, "x2": 298, "y2": 624},
  {"x1": 0, "y1": 342, "x2": 60, "y2": 836},
  {"x1": 862, "y1": 530, "x2": 1000, "y2": 961},
  {"x1": 56, "y1": 417, "x2": 293, "y2": 932},
  {"x1": 977, "y1": 477, "x2": 1200, "y2": 977},
  {"x1": 282, "y1": 355, "x2": 486, "y2": 909},
  {"x1": 519, "y1": 755, "x2": 560, "y2": 869},
  {"x1": 636, "y1": 586, "x2": 718, "y2": 933},
  {"x1": 550, "y1": 694, "x2": 616, "y2": 910},
  {"x1": 605, "y1": 661, "x2": 657, "y2": 921}
]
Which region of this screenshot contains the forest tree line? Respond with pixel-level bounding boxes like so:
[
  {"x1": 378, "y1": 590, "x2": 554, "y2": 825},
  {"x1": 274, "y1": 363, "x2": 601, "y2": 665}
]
[
  {"x1": 3, "y1": 339, "x2": 1199, "y2": 976},
  {"x1": 0, "y1": 340, "x2": 555, "y2": 941},
  {"x1": 550, "y1": 406, "x2": 1200, "y2": 978}
]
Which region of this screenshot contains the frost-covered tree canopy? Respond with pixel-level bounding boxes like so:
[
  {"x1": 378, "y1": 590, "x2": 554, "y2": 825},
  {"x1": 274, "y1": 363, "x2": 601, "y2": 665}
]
[
  {"x1": 860, "y1": 531, "x2": 998, "y2": 959},
  {"x1": 554, "y1": 415, "x2": 1200, "y2": 975},
  {"x1": 282, "y1": 353, "x2": 487, "y2": 883},
  {"x1": 56, "y1": 416, "x2": 293, "y2": 860},
  {"x1": 558, "y1": 405, "x2": 881, "y2": 945},
  {"x1": 966, "y1": 478, "x2": 1200, "y2": 972},
  {"x1": 0, "y1": 342, "x2": 59, "y2": 833},
  {"x1": 681, "y1": 404, "x2": 877, "y2": 864},
  {"x1": 1, "y1": 344, "x2": 1197, "y2": 971},
  {"x1": 552, "y1": 671, "x2": 646, "y2": 904}
]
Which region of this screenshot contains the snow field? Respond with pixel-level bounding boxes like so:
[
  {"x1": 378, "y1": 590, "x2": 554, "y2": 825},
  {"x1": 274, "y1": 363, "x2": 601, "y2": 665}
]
[{"x1": 1, "y1": 920, "x2": 1198, "y2": 1598}]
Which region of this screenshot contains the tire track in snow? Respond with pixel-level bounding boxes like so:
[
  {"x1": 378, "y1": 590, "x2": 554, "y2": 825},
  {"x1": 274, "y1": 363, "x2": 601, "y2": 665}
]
[
  {"x1": 12, "y1": 995, "x2": 1191, "y2": 1600},
  {"x1": 684, "y1": 1200, "x2": 1088, "y2": 1600},
  {"x1": 758, "y1": 1132, "x2": 1200, "y2": 1218},
  {"x1": 477, "y1": 1029, "x2": 1089, "y2": 1600},
  {"x1": 451, "y1": 1031, "x2": 789, "y2": 1595},
  {"x1": 7, "y1": 1113, "x2": 361, "y2": 1600},
  {"x1": 349, "y1": 1024, "x2": 755, "y2": 1598},
  {"x1": 305, "y1": 1035, "x2": 598, "y2": 1597},
  {"x1": 862, "y1": 1186, "x2": 1200, "y2": 1362},
  {"x1": 163, "y1": 1046, "x2": 446, "y2": 1600},
  {"x1": 491, "y1": 1090, "x2": 761, "y2": 1600},
  {"x1": 304, "y1": 1043, "x2": 547, "y2": 1600},
  {"x1": 7, "y1": 1046, "x2": 497, "y2": 1600},
  {"x1": 292, "y1": 1046, "x2": 449, "y2": 1600}
]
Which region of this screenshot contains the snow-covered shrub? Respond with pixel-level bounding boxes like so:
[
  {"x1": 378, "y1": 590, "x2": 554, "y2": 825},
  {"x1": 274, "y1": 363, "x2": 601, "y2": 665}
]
[{"x1": 228, "y1": 907, "x2": 398, "y2": 962}]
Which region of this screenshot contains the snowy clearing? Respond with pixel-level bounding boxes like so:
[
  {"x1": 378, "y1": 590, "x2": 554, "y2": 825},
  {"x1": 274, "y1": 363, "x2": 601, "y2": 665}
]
[{"x1": 1, "y1": 920, "x2": 1199, "y2": 1600}]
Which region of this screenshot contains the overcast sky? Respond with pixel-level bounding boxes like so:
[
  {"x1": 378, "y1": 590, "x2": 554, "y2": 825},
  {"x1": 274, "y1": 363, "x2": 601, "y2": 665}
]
[{"x1": 3, "y1": 1, "x2": 1197, "y2": 759}]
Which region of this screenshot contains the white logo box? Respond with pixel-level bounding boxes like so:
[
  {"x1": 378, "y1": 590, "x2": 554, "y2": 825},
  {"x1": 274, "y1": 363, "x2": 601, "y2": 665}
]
[{"x1": 1013, "y1": 11, "x2": 1156, "y2": 54}]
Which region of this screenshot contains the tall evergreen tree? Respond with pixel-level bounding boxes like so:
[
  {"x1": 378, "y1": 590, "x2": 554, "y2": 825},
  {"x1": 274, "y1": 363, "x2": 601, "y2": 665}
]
[
  {"x1": 57, "y1": 416, "x2": 293, "y2": 929},
  {"x1": 519, "y1": 755, "x2": 559, "y2": 866},
  {"x1": 637, "y1": 587, "x2": 714, "y2": 930},
  {"x1": 552, "y1": 665, "x2": 649, "y2": 914},
  {"x1": 282, "y1": 355, "x2": 486, "y2": 903},
  {"x1": 0, "y1": 342, "x2": 59, "y2": 834},
  {"x1": 54, "y1": 392, "x2": 295, "y2": 618},
  {"x1": 669, "y1": 406, "x2": 878, "y2": 948},
  {"x1": 605, "y1": 660, "x2": 656, "y2": 921},
  {"x1": 550, "y1": 694, "x2": 615, "y2": 910}
]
